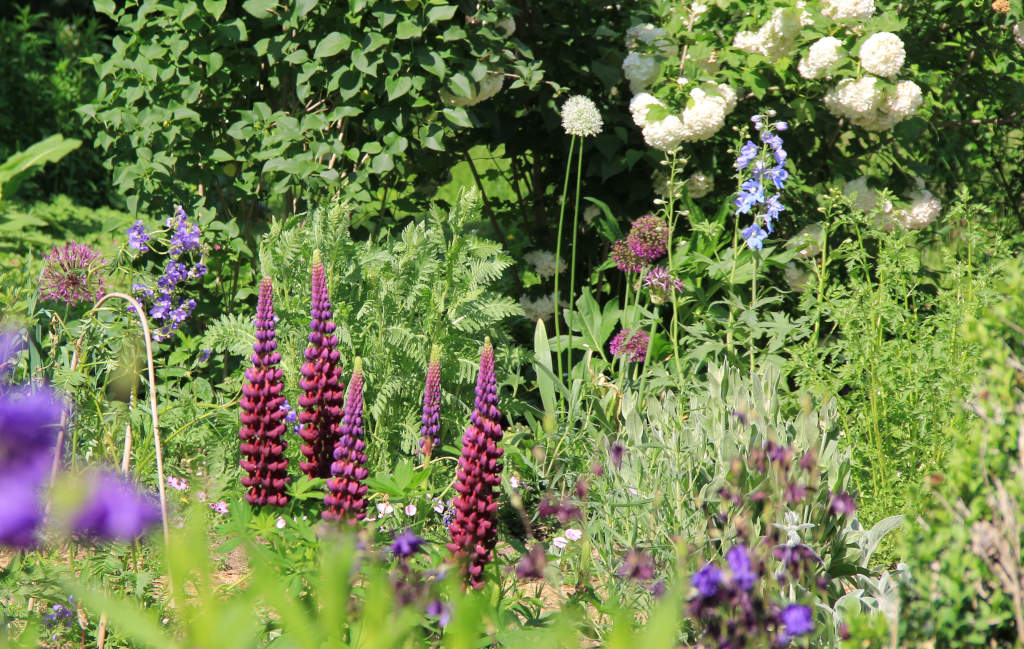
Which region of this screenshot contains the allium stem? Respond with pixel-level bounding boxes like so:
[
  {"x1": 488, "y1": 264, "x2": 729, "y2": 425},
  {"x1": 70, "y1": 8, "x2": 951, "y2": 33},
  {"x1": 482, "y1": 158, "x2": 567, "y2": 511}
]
[
  {"x1": 447, "y1": 338, "x2": 504, "y2": 589},
  {"x1": 238, "y1": 277, "x2": 290, "y2": 507},
  {"x1": 553, "y1": 136, "x2": 577, "y2": 400},
  {"x1": 298, "y1": 251, "x2": 346, "y2": 479},
  {"x1": 419, "y1": 345, "x2": 442, "y2": 460},
  {"x1": 324, "y1": 357, "x2": 369, "y2": 524}
]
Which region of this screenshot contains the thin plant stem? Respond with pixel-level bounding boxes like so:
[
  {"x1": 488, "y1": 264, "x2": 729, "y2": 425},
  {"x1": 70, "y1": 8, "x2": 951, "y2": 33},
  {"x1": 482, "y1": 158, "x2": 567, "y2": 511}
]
[
  {"x1": 663, "y1": 153, "x2": 685, "y2": 388},
  {"x1": 567, "y1": 136, "x2": 585, "y2": 382},
  {"x1": 749, "y1": 254, "x2": 758, "y2": 376},
  {"x1": 553, "y1": 136, "x2": 578, "y2": 396}
]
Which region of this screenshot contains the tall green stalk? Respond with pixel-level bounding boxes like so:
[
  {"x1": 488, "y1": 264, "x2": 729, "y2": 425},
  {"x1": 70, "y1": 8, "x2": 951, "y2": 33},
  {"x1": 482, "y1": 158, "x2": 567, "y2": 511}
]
[
  {"x1": 567, "y1": 137, "x2": 584, "y2": 381},
  {"x1": 553, "y1": 136, "x2": 578, "y2": 395}
]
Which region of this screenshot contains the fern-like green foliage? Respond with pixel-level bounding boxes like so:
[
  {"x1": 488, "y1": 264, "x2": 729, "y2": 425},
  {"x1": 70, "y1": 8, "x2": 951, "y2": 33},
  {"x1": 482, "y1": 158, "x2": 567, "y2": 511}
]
[{"x1": 232, "y1": 190, "x2": 526, "y2": 469}]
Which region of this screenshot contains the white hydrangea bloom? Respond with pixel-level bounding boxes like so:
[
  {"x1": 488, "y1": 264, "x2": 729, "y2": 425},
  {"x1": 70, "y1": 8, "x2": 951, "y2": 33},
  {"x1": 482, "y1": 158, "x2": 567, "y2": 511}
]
[
  {"x1": 701, "y1": 82, "x2": 737, "y2": 115},
  {"x1": 859, "y1": 32, "x2": 905, "y2": 78},
  {"x1": 522, "y1": 250, "x2": 565, "y2": 279},
  {"x1": 629, "y1": 93, "x2": 664, "y2": 127},
  {"x1": 622, "y1": 52, "x2": 661, "y2": 93},
  {"x1": 821, "y1": 0, "x2": 874, "y2": 21},
  {"x1": 798, "y1": 36, "x2": 843, "y2": 80},
  {"x1": 732, "y1": 8, "x2": 801, "y2": 61},
  {"x1": 899, "y1": 190, "x2": 941, "y2": 229},
  {"x1": 843, "y1": 176, "x2": 882, "y2": 214},
  {"x1": 884, "y1": 80, "x2": 923, "y2": 119},
  {"x1": 625, "y1": 23, "x2": 677, "y2": 56},
  {"x1": 685, "y1": 171, "x2": 714, "y2": 198},
  {"x1": 642, "y1": 115, "x2": 686, "y2": 151},
  {"x1": 561, "y1": 95, "x2": 603, "y2": 137},
  {"x1": 784, "y1": 262, "x2": 812, "y2": 293},
  {"x1": 825, "y1": 76, "x2": 882, "y2": 116},
  {"x1": 1015, "y1": 22, "x2": 1024, "y2": 48}
]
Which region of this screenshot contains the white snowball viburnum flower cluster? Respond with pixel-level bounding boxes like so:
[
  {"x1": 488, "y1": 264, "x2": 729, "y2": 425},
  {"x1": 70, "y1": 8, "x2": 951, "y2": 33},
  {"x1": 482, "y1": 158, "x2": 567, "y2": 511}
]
[
  {"x1": 685, "y1": 171, "x2": 714, "y2": 198},
  {"x1": 843, "y1": 176, "x2": 892, "y2": 215},
  {"x1": 560, "y1": 96, "x2": 603, "y2": 137},
  {"x1": 821, "y1": 0, "x2": 875, "y2": 21},
  {"x1": 859, "y1": 32, "x2": 906, "y2": 78},
  {"x1": 898, "y1": 189, "x2": 942, "y2": 230},
  {"x1": 522, "y1": 250, "x2": 565, "y2": 279},
  {"x1": 1013, "y1": 22, "x2": 1024, "y2": 48},
  {"x1": 824, "y1": 76, "x2": 922, "y2": 131},
  {"x1": 622, "y1": 23, "x2": 678, "y2": 93},
  {"x1": 518, "y1": 294, "x2": 565, "y2": 323},
  {"x1": 630, "y1": 84, "x2": 735, "y2": 151},
  {"x1": 733, "y1": 7, "x2": 804, "y2": 61},
  {"x1": 842, "y1": 176, "x2": 942, "y2": 230},
  {"x1": 798, "y1": 36, "x2": 843, "y2": 80}
]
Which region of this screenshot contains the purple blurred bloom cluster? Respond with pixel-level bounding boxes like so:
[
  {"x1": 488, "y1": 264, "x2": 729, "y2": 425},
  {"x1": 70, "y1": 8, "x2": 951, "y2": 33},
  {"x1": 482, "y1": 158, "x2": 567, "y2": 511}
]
[
  {"x1": 128, "y1": 205, "x2": 208, "y2": 341},
  {"x1": 0, "y1": 331, "x2": 158, "y2": 548}
]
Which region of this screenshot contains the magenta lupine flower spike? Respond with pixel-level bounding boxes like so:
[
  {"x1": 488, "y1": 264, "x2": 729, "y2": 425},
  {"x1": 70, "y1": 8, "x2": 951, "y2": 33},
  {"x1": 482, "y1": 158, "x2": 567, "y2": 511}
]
[
  {"x1": 447, "y1": 338, "x2": 504, "y2": 589},
  {"x1": 419, "y1": 345, "x2": 442, "y2": 459},
  {"x1": 324, "y1": 357, "x2": 369, "y2": 524},
  {"x1": 238, "y1": 277, "x2": 290, "y2": 507},
  {"x1": 39, "y1": 242, "x2": 106, "y2": 305},
  {"x1": 298, "y1": 251, "x2": 346, "y2": 479}
]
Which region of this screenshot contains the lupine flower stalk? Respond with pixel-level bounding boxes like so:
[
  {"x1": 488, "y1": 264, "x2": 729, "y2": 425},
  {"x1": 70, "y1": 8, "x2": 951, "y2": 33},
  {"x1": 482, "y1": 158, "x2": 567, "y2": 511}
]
[
  {"x1": 238, "y1": 277, "x2": 290, "y2": 507},
  {"x1": 298, "y1": 251, "x2": 345, "y2": 478},
  {"x1": 323, "y1": 357, "x2": 369, "y2": 523},
  {"x1": 419, "y1": 345, "x2": 442, "y2": 458},
  {"x1": 447, "y1": 338, "x2": 503, "y2": 589}
]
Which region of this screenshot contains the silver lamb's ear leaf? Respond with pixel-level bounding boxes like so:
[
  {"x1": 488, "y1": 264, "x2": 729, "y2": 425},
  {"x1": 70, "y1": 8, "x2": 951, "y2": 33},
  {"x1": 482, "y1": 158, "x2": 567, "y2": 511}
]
[{"x1": 861, "y1": 515, "x2": 904, "y2": 567}]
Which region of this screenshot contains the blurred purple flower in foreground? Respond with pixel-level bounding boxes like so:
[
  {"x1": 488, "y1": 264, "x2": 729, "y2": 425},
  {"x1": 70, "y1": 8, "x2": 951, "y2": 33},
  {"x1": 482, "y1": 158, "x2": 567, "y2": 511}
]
[
  {"x1": 390, "y1": 529, "x2": 426, "y2": 558},
  {"x1": 426, "y1": 599, "x2": 452, "y2": 628},
  {"x1": 72, "y1": 472, "x2": 160, "y2": 541}
]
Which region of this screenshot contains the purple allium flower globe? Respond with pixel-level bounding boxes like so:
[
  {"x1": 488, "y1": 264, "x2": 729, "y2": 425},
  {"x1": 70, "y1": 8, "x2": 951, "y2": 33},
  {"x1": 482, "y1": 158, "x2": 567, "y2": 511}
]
[
  {"x1": 447, "y1": 338, "x2": 504, "y2": 589},
  {"x1": 626, "y1": 214, "x2": 669, "y2": 261},
  {"x1": 609, "y1": 328, "x2": 649, "y2": 363},
  {"x1": 323, "y1": 358, "x2": 369, "y2": 524},
  {"x1": 238, "y1": 277, "x2": 290, "y2": 507},
  {"x1": 419, "y1": 344, "x2": 442, "y2": 458},
  {"x1": 298, "y1": 251, "x2": 346, "y2": 479},
  {"x1": 390, "y1": 528, "x2": 426, "y2": 558},
  {"x1": 609, "y1": 239, "x2": 647, "y2": 273},
  {"x1": 72, "y1": 471, "x2": 161, "y2": 541},
  {"x1": 39, "y1": 242, "x2": 106, "y2": 305}
]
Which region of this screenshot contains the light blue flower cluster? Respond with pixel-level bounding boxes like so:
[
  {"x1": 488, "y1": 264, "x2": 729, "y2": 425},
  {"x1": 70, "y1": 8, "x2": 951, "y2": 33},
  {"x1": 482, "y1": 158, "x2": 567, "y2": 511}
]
[{"x1": 734, "y1": 115, "x2": 789, "y2": 251}]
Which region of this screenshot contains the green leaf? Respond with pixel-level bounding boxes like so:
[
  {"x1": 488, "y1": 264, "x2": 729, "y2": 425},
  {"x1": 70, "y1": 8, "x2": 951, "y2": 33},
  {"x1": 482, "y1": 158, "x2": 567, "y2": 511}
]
[
  {"x1": 426, "y1": 4, "x2": 457, "y2": 22},
  {"x1": 385, "y1": 76, "x2": 412, "y2": 100},
  {"x1": 203, "y1": 0, "x2": 226, "y2": 19},
  {"x1": 533, "y1": 319, "x2": 556, "y2": 416},
  {"x1": 314, "y1": 31, "x2": 350, "y2": 58},
  {"x1": 442, "y1": 107, "x2": 473, "y2": 128},
  {"x1": 94, "y1": 0, "x2": 116, "y2": 17},
  {"x1": 0, "y1": 135, "x2": 82, "y2": 201},
  {"x1": 242, "y1": 0, "x2": 277, "y2": 17},
  {"x1": 395, "y1": 20, "x2": 423, "y2": 39},
  {"x1": 371, "y1": 153, "x2": 394, "y2": 174}
]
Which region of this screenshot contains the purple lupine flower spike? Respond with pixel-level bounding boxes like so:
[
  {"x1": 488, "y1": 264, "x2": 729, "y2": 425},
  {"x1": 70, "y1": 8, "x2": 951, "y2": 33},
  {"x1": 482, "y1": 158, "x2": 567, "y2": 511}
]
[
  {"x1": 419, "y1": 344, "x2": 442, "y2": 459},
  {"x1": 324, "y1": 357, "x2": 369, "y2": 523},
  {"x1": 447, "y1": 337, "x2": 503, "y2": 589},
  {"x1": 238, "y1": 277, "x2": 290, "y2": 507},
  {"x1": 298, "y1": 251, "x2": 346, "y2": 479}
]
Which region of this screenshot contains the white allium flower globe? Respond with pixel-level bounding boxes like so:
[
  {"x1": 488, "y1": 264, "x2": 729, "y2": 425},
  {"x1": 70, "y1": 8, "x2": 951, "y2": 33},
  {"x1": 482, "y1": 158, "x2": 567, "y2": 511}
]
[
  {"x1": 859, "y1": 32, "x2": 905, "y2": 78},
  {"x1": 642, "y1": 115, "x2": 686, "y2": 152},
  {"x1": 685, "y1": 172, "x2": 714, "y2": 199},
  {"x1": 629, "y1": 93, "x2": 664, "y2": 127},
  {"x1": 821, "y1": 0, "x2": 875, "y2": 21},
  {"x1": 561, "y1": 95, "x2": 603, "y2": 137},
  {"x1": 798, "y1": 36, "x2": 843, "y2": 80}
]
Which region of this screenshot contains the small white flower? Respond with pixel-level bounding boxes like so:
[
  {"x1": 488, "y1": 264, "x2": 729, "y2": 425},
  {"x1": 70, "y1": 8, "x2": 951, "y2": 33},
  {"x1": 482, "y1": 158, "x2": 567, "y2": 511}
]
[
  {"x1": 565, "y1": 528, "x2": 583, "y2": 541},
  {"x1": 509, "y1": 476, "x2": 521, "y2": 489},
  {"x1": 433, "y1": 501, "x2": 445, "y2": 514},
  {"x1": 561, "y1": 96, "x2": 603, "y2": 137},
  {"x1": 404, "y1": 504, "x2": 418, "y2": 516},
  {"x1": 377, "y1": 502, "x2": 395, "y2": 516},
  {"x1": 552, "y1": 536, "x2": 568, "y2": 549},
  {"x1": 627, "y1": 487, "x2": 639, "y2": 496},
  {"x1": 859, "y1": 32, "x2": 905, "y2": 78},
  {"x1": 275, "y1": 516, "x2": 286, "y2": 529}
]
